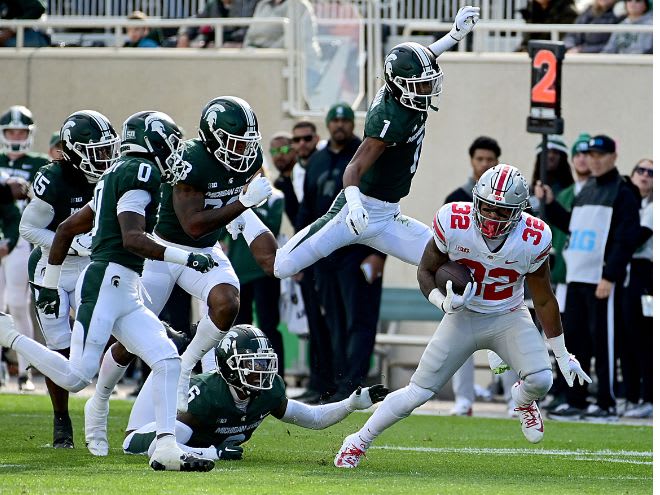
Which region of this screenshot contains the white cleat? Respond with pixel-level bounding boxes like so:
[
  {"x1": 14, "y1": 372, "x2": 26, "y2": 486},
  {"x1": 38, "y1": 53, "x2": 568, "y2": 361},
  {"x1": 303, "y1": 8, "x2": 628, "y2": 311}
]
[
  {"x1": 334, "y1": 432, "x2": 369, "y2": 469},
  {"x1": 84, "y1": 397, "x2": 109, "y2": 456},
  {"x1": 150, "y1": 445, "x2": 215, "y2": 472},
  {"x1": 511, "y1": 381, "x2": 544, "y2": 443},
  {"x1": 0, "y1": 313, "x2": 20, "y2": 349},
  {"x1": 176, "y1": 369, "x2": 191, "y2": 413}
]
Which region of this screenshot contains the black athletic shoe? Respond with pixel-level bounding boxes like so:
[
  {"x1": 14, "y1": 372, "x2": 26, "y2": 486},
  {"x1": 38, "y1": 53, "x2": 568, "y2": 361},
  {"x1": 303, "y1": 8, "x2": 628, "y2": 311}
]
[{"x1": 53, "y1": 415, "x2": 74, "y2": 449}]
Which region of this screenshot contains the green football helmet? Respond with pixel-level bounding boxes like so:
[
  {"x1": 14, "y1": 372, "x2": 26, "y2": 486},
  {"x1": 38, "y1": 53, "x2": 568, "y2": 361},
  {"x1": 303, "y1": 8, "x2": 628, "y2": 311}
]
[
  {"x1": 0, "y1": 105, "x2": 36, "y2": 153},
  {"x1": 198, "y1": 96, "x2": 261, "y2": 173},
  {"x1": 120, "y1": 111, "x2": 187, "y2": 185},
  {"x1": 383, "y1": 42, "x2": 443, "y2": 112},
  {"x1": 215, "y1": 324, "x2": 278, "y2": 393},
  {"x1": 60, "y1": 110, "x2": 120, "y2": 183}
]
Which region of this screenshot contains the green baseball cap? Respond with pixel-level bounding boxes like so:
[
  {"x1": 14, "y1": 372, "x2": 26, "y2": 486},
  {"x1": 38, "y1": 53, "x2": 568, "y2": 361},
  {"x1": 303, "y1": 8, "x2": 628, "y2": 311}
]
[
  {"x1": 49, "y1": 131, "x2": 61, "y2": 147},
  {"x1": 571, "y1": 133, "x2": 591, "y2": 157},
  {"x1": 325, "y1": 103, "x2": 354, "y2": 125}
]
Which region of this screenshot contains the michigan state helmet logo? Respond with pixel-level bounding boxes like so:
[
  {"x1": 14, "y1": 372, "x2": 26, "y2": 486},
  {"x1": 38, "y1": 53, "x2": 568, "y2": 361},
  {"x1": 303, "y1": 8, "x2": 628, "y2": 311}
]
[
  {"x1": 220, "y1": 330, "x2": 239, "y2": 353},
  {"x1": 204, "y1": 104, "x2": 226, "y2": 130},
  {"x1": 61, "y1": 120, "x2": 76, "y2": 152},
  {"x1": 144, "y1": 114, "x2": 167, "y2": 138}
]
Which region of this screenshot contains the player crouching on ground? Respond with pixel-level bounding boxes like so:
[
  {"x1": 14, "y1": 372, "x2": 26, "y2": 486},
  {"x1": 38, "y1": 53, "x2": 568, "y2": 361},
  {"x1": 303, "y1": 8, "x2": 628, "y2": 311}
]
[
  {"x1": 335, "y1": 164, "x2": 591, "y2": 468},
  {"x1": 123, "y1": 324, "x2": 389, "y2": 460}
]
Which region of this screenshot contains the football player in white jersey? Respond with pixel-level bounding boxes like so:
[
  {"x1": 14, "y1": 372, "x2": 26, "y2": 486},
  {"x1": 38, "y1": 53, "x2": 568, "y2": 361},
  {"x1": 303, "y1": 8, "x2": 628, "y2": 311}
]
[{"x1": 334, "y1": 164, "x2": 592, "y2": 469}]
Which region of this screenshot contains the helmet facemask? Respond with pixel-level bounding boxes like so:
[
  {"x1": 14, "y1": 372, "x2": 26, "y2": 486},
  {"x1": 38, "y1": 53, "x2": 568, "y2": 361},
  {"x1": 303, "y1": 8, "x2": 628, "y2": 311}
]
[
  {"x1": 210, "y1": 127, "x2": 261, "y2": 173},
  {"x1": 68, "y1": 136, "x2": 121, "y2": 183},
  {"x1": 225, "y1": 351, "x2": 278, "y2": 391},
  {"x1": 145, "y1": 133, "x2": 188, "y2": 185},
  {"x1": 473, "y1": 196, "x2": 525, "y2": 239},
  {"x1": 391, "y1": 68, "x2": 443, "y2": 112},
  {"x1": 0, "y1": 127, "x2": 35, "y2": 153}
]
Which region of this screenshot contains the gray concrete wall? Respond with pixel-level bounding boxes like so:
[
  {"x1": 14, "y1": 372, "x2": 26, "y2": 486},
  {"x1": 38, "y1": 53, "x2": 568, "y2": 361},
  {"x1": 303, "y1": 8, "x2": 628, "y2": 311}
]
[{"x1": 0, "y1": 49, "x2": 651, "y2": 290}]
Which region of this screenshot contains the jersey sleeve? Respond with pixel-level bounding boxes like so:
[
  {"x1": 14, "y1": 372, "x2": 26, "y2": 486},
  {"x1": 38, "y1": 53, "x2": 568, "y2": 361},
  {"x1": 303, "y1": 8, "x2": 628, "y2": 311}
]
[
  {"x1": 528, "y1": 218, "x2": 553, "y2": 273},
  {"x1": 117, "y1": 160, "x2": 161, "y2": 197},
  {"x1": 31, "y1": 166, "x2": 59, "y2": 205},
  {"x1": 432, "y1": 204, "x2": 451, "y2": 253},
  {"x1": 364, "y1": 92, "x2": 409, "y2": 143}
]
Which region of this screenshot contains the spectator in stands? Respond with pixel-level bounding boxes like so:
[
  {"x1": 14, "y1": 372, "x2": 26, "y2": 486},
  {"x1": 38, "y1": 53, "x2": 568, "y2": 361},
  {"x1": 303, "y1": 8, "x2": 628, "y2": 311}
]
[
  {"x1": 176, "y1": 0, "x2": 245, "y2": 48},
  {"x1": 518, "y1": 0, "x2": 578, "y2": 51},
  {"x1": 537, "y1": 135, "x2": 640, "y2": 420},
  {"x1": 541, "y1": 133, "x2": 591, "y2": 412},
  {"x1": 0, "y1": 0, "x2": 50, "y2": 47},
  {"x1": 124, "y1": 11, "x2": 161, "y2": 48},
  {"x1": 226, "y1": 172, "x2": 286, "y2": 377},
  {"x1": 564, "y1": 0, "x2": 623, "y2": 53},
  {"x1": 290, "y1": 121, "x2": 320, "y2": 204},
  {"x1": 271, "y1": 132, "x2": 299, "y2": 224},
  {"x1": 620, "y1": 158, "x2": 652, "y2": 418},
  {"x1": 47, "y1": 131, "x2": 63, "y2": 161},
  {"x1": 601, "y1": 0, "x2": 653, "y2": 54},
  {"x1": 244, "y1": 0, "x2": 288, "y2": 48},
  {"x1": 299, "y1": 103, "x2": 385, "y2": 403}
]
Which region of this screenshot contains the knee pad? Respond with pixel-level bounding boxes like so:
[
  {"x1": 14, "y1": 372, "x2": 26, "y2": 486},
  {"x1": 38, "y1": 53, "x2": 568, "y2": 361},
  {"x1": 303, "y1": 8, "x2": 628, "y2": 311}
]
[
  {"x1": 522, "y1": 369, "x2": 553, "y2": 397},
  {"x1": 273, "y1": 251, "x2": 298, "y2": 280}
]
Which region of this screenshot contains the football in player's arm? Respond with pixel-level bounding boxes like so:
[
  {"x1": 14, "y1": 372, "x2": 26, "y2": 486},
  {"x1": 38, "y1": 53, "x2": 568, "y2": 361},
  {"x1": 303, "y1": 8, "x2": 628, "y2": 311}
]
[{"x1": 123, "y1": 325, "x2": 389, "y2": 460}]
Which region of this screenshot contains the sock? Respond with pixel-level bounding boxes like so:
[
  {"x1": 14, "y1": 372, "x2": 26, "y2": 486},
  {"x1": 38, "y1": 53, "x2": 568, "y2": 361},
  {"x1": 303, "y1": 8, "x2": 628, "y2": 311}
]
[
  {"x1": 358, "y1": 383, "x2": 434, "y2": 445},
  {"x1": 151, "y1": 358, "x2": 180, "y2": 437},
  {"x1": 91, "y1": 349, "x2": 128, "y2": 407},
  {"x1": 13, "y1": 336, "x2": 87, "y2": 391},
  {"x1": 180, "y1": 316, "x2": 223, "y2": 373}
]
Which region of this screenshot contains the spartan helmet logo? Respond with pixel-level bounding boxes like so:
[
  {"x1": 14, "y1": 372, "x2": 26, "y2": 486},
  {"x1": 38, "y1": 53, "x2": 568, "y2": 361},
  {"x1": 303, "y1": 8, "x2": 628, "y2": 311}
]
[
  {"x1": 61, "y1": 120, "x2": 76, "y2": 151},
  {"x1": 220, "y1": 330, "x2": 239, "y2": 353},
  {"x1": 144, "y1": 114, "x2": 167, "y2": 140},
  {"x1": 204, "y1": 103, "x2": 226, "y2": 129},
  {"x1": 111, "y1": 275, "x2": 120, "y2": 287},
  {"x1": 384, "y1": 52, "x2": 398, "y2": 78}
]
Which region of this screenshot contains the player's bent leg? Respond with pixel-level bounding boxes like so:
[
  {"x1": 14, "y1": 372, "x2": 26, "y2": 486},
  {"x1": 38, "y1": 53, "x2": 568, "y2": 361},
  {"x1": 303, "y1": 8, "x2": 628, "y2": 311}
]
[
  {"x1": 335, "y1": 382, "x2": 434, "y2": 469},
  {"x1": 364, "y1": 214, "x2": 432, "y2": 266},
  {"x1": 124, "y1": 420, "x2": 194, "y2": 456},
  {"x1": 274, "y1": 197, "x2": 356, "y2": 279},
  {"x1": 511, "y1": 369, "x2": 553, "y2": 444}
]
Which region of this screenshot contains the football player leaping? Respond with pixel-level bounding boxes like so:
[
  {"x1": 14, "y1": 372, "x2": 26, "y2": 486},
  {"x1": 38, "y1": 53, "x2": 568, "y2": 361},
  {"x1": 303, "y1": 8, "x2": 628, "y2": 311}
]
[
  {"x1": 83, "y1": 96, "x2": 274, "y2": 455},
  {"x1": 334, "y1": 164, "x2": 592, "y2": 468},
  {"x1": 123, "y1": 324, "x2": 389, "y2": 461},
  {"x1": 230, "y1": 8, "x2": 480, "y2": 281},
  {"x1": 0, "y1": 110, "x2": 217, "y2": 472},
  {"x1": 19, "y1": 111, "x2": 107, "y2": 449}
]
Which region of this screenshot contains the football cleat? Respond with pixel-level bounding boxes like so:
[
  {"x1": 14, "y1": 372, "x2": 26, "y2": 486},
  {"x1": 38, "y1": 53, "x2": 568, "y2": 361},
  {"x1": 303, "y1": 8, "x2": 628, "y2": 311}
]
[
  {"x1": 511, "y1": 381, "x2": 544, "y2": 443},
  {"x1": 84, "y1": 397, "x2": 109, "y2": 456},
  {"x1": 0, "y1": 313, "x2": 20, "y2": 349},
  {"x1": 334, "y1": 432, "x2": 369, "y2": 469},
  {"x1": 53, "y1": 415, "x2": 74, "y2": 449},
  {"x1": 150, "y1": 447, "x2": 215, "y2": 472},
  {"x1": 18, "y1": 375, "x2": 36, "y2": 392}
]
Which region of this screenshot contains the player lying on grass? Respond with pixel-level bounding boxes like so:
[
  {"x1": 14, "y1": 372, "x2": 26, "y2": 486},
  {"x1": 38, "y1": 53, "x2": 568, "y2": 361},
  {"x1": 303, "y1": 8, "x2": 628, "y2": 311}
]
[
  {"x1": 335, "y1": 164, "x2": 591, "y2": 468},
  {"x1": 123, "y1": 324, "x2": 389, "y2": 460}
]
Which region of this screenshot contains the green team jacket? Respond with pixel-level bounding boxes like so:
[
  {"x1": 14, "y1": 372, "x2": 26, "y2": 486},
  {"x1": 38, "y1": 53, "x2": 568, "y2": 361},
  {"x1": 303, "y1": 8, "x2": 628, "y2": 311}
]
[
  {"x1": 225, "y1": 189, "x2": 284, "y2": 284},
  {"x1": 550, "y1": 183, "x2": 577, "y2": 284}
]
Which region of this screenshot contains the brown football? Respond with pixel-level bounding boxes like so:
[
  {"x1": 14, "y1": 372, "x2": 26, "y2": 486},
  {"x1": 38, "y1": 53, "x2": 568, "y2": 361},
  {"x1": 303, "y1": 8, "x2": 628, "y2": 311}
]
[{"x1": 435, "y1": 261, "x2": 474, "y2": 296}]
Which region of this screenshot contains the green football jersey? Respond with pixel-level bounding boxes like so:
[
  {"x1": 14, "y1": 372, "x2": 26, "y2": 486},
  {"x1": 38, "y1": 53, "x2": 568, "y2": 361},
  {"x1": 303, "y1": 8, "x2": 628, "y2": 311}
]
[
  {"x1": 360, "y1": 86, "x2": 428, "y2": 203},
  {"x1": 0, "y1": 151, "x2": 49, "y2": 182},
  {"x1": 186, "y1": 372, "x2": 286, "y2": 448},
  {"x1": 155, "y1": 139, "x2": 263, "y2": 248},
  {"x1": 90, "y1": 157, "x2": 161, "y2": 274},
  {"x1": 32, "y1": 162, "x2": 95, "y2": 233}
]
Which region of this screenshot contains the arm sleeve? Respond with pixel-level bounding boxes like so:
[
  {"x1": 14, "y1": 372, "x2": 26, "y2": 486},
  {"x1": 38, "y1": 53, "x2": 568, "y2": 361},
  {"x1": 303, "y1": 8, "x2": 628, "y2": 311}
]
[
  {"x1": 279, "y1": 398, "x2": 353, "y2": 430},
  {"x1": 529, "y1": 222, "x2": 553, "y2": 273},
  {"x1": 19, "y1": 197, "x2": 56, "y2": 248},
  {"x1": 117, "y1": 189, "x2": 152, "y2": 216},
  {"x1": 602, "y1": 187, "x2": 641, "y2": 282}
]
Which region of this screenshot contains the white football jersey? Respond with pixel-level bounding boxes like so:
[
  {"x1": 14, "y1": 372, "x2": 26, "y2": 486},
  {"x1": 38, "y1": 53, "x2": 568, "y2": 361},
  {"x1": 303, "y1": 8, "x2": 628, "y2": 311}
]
[{"x1": 432, "y1": 202, "x2": 552, "y2": 313}]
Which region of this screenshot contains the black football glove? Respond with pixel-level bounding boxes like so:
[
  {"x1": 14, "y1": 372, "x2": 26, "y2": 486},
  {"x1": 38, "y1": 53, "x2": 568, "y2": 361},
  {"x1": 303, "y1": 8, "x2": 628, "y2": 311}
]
[
  {"x1": 186, "y1": 253, "x2": 218, "y2": 273},
  {"x1": 32, "y1": 284, "x2": 60, "y2": 317},
  {"x1": 216, "y1": 442, "x2": 243, "y2": 461}
]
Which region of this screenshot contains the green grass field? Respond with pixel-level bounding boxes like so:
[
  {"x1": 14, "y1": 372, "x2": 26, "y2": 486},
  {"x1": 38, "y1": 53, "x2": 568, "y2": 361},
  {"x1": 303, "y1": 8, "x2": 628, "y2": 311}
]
[{"x1": 0, "y1": 394, "x2": 651, "y2": 494}]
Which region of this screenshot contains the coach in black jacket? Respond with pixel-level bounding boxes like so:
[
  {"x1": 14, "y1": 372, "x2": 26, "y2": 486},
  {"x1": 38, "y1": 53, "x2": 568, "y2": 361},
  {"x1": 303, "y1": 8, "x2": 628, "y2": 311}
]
[{"x1": 537, "y1": 135, "x2": 640, "y2": 420}]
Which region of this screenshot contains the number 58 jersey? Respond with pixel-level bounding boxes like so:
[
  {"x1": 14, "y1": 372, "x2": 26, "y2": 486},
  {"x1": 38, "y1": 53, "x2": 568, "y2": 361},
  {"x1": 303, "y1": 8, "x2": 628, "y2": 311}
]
[{"x1": 432, "y1": 202, "x2": 552, "y2": 313}]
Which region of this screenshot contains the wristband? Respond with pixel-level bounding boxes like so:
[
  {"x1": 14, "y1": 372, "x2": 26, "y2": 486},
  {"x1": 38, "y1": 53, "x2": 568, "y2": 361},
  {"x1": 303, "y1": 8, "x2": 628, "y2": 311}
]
[
  {"x1": 42, "y1": 263, "x2": 62, "y2": 289},
  {"x1": 163, "y1": 246, "x2": 190, "y2": 266},
  {"x1": 344, "y1": 185, "x2": 363, "y2": 209},
  {"x1": 547, "y1": 334, "x2": 569, "y2": 358},
  {"x1": 428, "y1": 288, "x2": 444, "y2": 309}
]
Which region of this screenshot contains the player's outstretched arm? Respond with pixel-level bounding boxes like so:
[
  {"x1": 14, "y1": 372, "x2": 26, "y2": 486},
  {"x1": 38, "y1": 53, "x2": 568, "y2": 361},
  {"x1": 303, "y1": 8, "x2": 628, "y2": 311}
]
[
  {"x1": 273, "y1": 385, "x2": 389, "y2": 430},
  {"x1": 428, "y1": 6, "x2": 480, "y2": 57},
  {"x1": 527, "y1": 260, "x2": 592, "y2": 387}
]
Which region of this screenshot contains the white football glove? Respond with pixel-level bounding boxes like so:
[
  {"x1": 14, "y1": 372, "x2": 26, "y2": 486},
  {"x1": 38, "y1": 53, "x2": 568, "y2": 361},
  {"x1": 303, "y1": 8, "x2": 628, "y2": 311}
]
[
  {"x1": 547, "y1": 334, "x2": 592, "y2": 387},
  {"x1": 441, "y1": 280, "x2": 477, "y2": 314},
  {"x1": 344, "y1": 185, "x2": 369, "y2": 235},
  {"x1": 450, "y1": 6, "x2": 480, "y2": 41},
  {"x1": 487, "y1": 350, "x2": 511, "y2": 375},
  {"x1": 226, "y1": 214, "x2": 246, "y2": 241},
  {"x1": 346, "y1": 384, "x2": 389, "y2": 411},
  {"x1": 68, "y1": 232, "x2": 93, "y2": 257},
  {"x1": 239, "y1": 173, "x2": 272, "y2": 208}
]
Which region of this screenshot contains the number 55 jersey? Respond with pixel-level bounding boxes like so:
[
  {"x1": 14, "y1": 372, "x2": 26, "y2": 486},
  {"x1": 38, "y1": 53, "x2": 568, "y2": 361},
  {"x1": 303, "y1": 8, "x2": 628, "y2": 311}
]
[{"x1": 433, "y1": 202, "x2": 552, "y2": 313}]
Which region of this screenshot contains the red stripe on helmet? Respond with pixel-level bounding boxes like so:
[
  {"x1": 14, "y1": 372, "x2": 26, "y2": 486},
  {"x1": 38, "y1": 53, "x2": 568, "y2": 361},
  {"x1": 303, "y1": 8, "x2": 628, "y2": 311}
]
[{"x1": 495, "y1": 165, "x2": 511, "y2": 193}]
